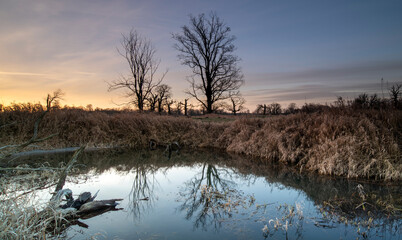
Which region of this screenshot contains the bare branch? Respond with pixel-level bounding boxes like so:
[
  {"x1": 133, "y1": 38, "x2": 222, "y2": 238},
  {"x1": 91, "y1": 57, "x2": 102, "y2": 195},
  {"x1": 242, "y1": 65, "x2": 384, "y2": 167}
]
[
  {"x1": 53, "y1": 145, "x2": 86, "y2": 195},
  {"x1": 109, "y1": 29, "x2": 167, "y2": 111},
  {"x1": 155, "y1": 84, "x2": 172, "y2": 113},
  {"x1": 173, "y1": 12, "x2": 244, "y2": 113},
  {"x1": 227, "y1": 92, "x2": 246, "y2": 115}
]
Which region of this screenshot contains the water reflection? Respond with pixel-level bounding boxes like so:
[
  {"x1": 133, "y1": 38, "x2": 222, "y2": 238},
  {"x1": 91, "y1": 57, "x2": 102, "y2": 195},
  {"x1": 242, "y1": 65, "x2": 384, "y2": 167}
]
[
  {"x1": 178, "y1": 163, "x2": 235, "y2": 231},
  {"x1": 23, "y1": 148, "x2": 401, "y2": 239},
  {"x1": 129, "y1": 161, "x2": 159, "y2": 220}
]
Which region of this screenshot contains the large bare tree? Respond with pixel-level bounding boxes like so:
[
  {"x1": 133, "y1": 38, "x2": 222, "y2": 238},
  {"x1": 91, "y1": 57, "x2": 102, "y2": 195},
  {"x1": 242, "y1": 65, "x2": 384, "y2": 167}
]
[
  {"x1": 227, "y1": 93, "x2": 246, "y2": 115},
  {"x1": 173, "y1": 12, "x2": 244, "y2": 113},
  {"x1": 109, "y1": 30, "x2": 166, "y2": 111}
]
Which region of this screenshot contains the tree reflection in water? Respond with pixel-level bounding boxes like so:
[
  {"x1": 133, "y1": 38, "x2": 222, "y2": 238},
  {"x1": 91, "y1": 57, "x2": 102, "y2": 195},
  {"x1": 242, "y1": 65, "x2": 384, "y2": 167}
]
[
  {"x1": 177, "y1": 163, "x2": 240, "y2": 231},
  {"x1": 127, "y1": 152, "x2": 170, "y2": 221},
  {"x1": 128, "y1": 165, "x2": 157, "y2": 221},
  {"x1": 22, "y1": 148, "x2": 400, "y2": 239}
]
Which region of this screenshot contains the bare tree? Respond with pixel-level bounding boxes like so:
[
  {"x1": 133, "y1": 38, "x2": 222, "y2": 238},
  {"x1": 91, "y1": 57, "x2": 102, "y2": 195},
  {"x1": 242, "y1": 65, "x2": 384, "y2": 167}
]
[
  {"x1": 155, "y1": 84, "x2": 172, "y2": 113},
  {"x1": 109, "y1": 30, "x2": 166, "y2": 111},
  {"x1": 166, "y1": 99, "x2": 174, "y2": 115},
  {"x1": 255, "y1": 104, "x2": 268, "y2": 115},
  {"x1": 389, "y1": 84, "x2": 401, "y2": 108},
  {"x1": 228, "y1": 93, "x2": 245, "y2": 115},
  {"x1": 147, "y1": 92, "x2": 159, "y2": 112},
  {"x1": 270, "y1": 102, "x2": 281, "y2": 115},
  {"x1": 173, "y1": 12, "x2": 244, "y2": 113},
  {"x1": 287, "y1": 103, "x2": 297, "y2": 114},
  {"x1": 45, "y1": 89, "x2": 64, "y2": 110},
  {"x1": 184, "y1": 98, "x2": 189, "y2": 116},
  {"x1": 175, "y1": 101, "x2": 183, "y2": 115},
  {"x1": 85, "y1": 104, "x2": 93, "y2": 111}
]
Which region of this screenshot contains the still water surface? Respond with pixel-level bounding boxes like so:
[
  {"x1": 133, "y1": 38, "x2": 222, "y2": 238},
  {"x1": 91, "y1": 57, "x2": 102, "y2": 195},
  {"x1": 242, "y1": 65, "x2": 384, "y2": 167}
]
[{"x1": 30, "y1": 149, "x2": 400, "y2": 239}]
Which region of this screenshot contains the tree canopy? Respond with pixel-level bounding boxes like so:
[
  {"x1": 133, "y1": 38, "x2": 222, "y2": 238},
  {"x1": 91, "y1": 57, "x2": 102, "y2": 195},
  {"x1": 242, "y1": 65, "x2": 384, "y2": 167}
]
[{"x1": 173, "y1": 12, "x2": 244, "y2": 113}]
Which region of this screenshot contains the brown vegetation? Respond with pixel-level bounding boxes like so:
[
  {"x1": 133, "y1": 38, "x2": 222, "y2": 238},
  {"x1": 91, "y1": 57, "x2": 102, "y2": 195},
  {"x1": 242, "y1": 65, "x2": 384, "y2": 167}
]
[
  {"x1": 217, "y1": 109, "x2": 401, "y2": 180},
  {"x1": 0, "y1": 146, "x2": 85, "y2": 239},
  {"x1": 1, "y1": 104, "x2": 401, "y2": 181}
]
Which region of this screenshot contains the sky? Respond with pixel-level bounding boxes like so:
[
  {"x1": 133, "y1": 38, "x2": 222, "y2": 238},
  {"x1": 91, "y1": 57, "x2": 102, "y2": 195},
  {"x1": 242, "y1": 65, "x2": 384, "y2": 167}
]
[{"x1": 1, "y1": 0, "x2": 402, "y2": 111}]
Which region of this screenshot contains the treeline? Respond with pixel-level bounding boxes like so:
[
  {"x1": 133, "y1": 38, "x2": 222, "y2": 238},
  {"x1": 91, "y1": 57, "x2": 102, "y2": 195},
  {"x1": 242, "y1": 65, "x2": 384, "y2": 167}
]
[
  {"x1": 254, "y1": 84, "x2": 402, "y2": 115},
  {"x1": 1, "y1": 85, "x2": 401, "y2": 117},
  {"x1": 0, "y1": 101, "x2": 207, "y2": 116}
]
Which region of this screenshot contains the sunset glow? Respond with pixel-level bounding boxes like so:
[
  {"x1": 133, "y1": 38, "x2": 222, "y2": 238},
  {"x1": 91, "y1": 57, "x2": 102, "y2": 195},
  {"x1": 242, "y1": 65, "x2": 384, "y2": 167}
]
[{"x1": 1, "y1": 0, "x2": 401, "y2": 110}]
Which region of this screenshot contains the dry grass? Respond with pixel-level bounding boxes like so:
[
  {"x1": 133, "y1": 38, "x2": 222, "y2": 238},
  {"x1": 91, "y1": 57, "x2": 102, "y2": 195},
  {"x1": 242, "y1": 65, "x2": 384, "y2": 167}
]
[
  {"x1": 0, "y1": 196, "x2": 74, "y2": 239},
  {"x1": 0, "y1": 109, "x2": 226, "y2": 150},
  {"x1": 0, "y1": 168, "x2": 75, "y2": 240},
  {"x1": 1, "y1": 107, "x2": 401, "y2": 180},
  {"x1": 217, "y1": 110, "x2": 401, "y2": 180},
  {"x1": 0, "y1": 144, "x2": 87, "y2": 239}
]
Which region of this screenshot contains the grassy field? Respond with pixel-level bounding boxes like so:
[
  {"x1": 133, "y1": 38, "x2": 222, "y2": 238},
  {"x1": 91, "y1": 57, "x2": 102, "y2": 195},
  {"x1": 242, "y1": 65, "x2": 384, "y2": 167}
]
[{"x1": 1, "y1": 106, "x2": 401, "y2": 181}]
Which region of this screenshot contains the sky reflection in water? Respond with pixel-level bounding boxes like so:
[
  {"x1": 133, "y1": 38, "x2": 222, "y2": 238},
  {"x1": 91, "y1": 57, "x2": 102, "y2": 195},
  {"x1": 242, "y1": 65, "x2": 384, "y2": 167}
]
[{"x1": 31, "y1": 149, "x2": 400, "y2": 240}]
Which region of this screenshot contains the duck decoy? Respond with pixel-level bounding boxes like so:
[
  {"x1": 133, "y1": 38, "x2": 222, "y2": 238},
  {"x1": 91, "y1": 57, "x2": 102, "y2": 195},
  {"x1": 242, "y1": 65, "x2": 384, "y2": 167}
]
[
  {"x1": 61, "y1": 190, "x2": 99, "y2": 209},
  {"x1": 54, "y1": 189, "x2": 122, "y2": 216},
  {"x1": 52, "y1": 189, "x2": 73, "y2": 206},
  {"x1": 77, "y1": 199, "x2": 123, "y2": 214}
]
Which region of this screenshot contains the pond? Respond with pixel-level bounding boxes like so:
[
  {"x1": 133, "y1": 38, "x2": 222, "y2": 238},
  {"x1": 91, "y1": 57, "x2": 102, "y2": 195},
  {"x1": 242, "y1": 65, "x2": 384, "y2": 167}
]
[{"x1": 26, "y1": 148, "x2": 401, "y2": 239}]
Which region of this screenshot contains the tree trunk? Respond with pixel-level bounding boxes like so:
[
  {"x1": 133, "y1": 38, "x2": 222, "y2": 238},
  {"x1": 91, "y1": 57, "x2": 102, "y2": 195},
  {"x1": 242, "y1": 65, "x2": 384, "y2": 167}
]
[
  {"x1": 167, "y1": 103, "x2": 171, "y2": 115},
  {"x1": 184, "y1": 99, "x2": 188, "y2": 116},
  {"x1": 157, "y1": 100, "x2": 163, "y2": 114},
  {"x1": 137, "y1": 96, "x2": 144, "y2": 111},
  {"x1": 206, "y1": 83, "x2": 213, "y2": 113}
]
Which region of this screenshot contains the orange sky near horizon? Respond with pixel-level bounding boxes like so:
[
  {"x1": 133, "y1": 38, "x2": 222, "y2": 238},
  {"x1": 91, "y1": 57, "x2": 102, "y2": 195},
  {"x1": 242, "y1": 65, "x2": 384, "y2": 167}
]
[
  {"x1": 1, "y1": 62, "x2": 399, "y2": 112},
  {"x1": 1, "y1": 1, "x2": 401, "y2": 112},
  {"x1": 0, "y1": 70, "x2": 115, "y2": 108},
  {"x1": 0, "y1": 69, "x2": 337, "y2": 111}
]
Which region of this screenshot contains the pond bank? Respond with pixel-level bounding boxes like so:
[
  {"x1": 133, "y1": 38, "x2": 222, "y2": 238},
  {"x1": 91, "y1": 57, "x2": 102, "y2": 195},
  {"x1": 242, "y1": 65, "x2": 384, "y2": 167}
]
[
  {"x1": 11, "y1": 148, "x2": 402, "y2": 239},
  {"x1": 1, "y1": 108, "x2": 401, "y2": 181}
]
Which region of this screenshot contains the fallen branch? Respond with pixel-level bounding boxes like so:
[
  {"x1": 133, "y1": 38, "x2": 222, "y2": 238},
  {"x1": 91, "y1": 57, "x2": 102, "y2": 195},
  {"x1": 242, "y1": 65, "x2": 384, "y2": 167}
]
[
  {"x1": 53, "y1": 145, "x2": 86, "y2": 196},
  {"x1": 0, "y1": 133, "x2": 59, "y2": 158},
  {"x1": 14, "y1": 183, "x2": 57, "y2": 200}
]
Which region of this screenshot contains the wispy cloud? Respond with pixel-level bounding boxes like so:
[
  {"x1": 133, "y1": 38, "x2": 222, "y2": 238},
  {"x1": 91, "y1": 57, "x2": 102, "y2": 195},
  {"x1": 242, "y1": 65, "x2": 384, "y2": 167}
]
[
  {"x1": 0, "y1": 71, "x2": 49, "y2": 76},
  {"x1": 243, "y1": 80, "x2": 401, "y2": 108},
  {"x1": 249, "y1": 60, "x2": 402, "y2": 86},
  {"x1": 240, "y1": 60, "x2": 402, "y2": 108},
  {"x1": 73, "y1": 71, "x2": 96, "y2": 75},
  {"x1": 274, "y1": 60, "x2": 402, "y2": 80}
]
